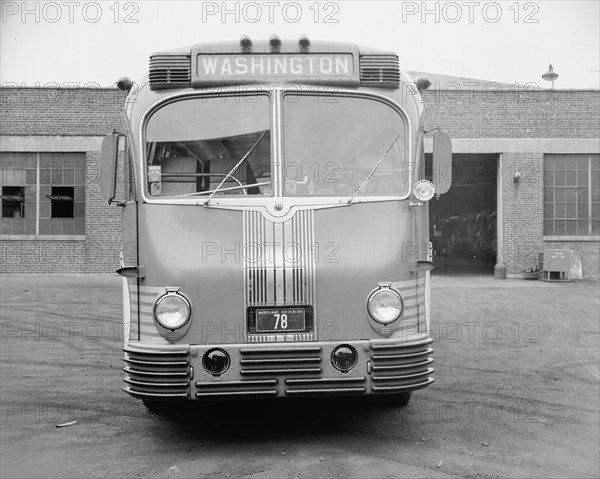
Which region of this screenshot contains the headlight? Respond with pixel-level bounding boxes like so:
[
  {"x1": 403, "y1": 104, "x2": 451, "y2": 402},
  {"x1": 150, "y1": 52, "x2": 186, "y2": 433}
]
[
  {"x1": 154, "y1": 292, "x2": 191, "y2": 330},
  {"x1": 413, "y1": 180, "x2": 435, "y2": 202},
  {"x1": 367, "y1": 287, "x2": 403, "y2": 324}
]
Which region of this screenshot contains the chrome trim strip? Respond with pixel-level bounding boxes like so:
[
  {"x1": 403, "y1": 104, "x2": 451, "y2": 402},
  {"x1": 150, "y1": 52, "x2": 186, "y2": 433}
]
[
  {"x1": 195, "y1": 379, "x2": 278, "y2": 387},
  {"x1": 123, "y1": 366, "x2": 189, "y2": 377},
  {"x1": 195, "y1": 390, "x2": 278, "y2": 397},
  {"x1": 240, "y1": 357, "x2": 321, "y2": 364},
  {"x1": 285, "y1": 377, "x2": 366, "y2": 384},
  {"x1": 371, "y1": 377, "x2": 434, "y2": 393},
  {"x1": 239, "y1": 346, "x2": 322, "y2": 354},
  {"x1": 124, "y1": 377, "x2": 189, "y2": 388},
  {"x1": 371, "y1": 367, "x2": 435, "y2": 382},
  {"x1": 370, "y1": 358, "x2": 434, "y2": 371},
  {"x1": 371, "y1": 348, "x2": 434, "y2": 360},
  {"x1": 286, "y1": 387, "x2": 367, "y2": 395},
  {"x1": 124, "y1": 387, "x2": 188, "y2": 399},
  {"x1": 123, "y1": 357, "x2": 189, "y2": 367},
  {"x1": 240, "y1": 367, "x2": 322, "y2": 375}
]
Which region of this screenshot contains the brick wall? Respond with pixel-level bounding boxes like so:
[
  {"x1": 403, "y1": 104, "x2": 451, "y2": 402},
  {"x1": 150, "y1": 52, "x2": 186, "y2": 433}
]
[
  {"x1": 0, "y1": 87, "x2": 125, "y2": 136},
  {"x1": 1, "y1": 88, "x2": 125, "y2": 273},
  {"x1": 500, "y1": 153, "x2": 545, "y2": 276},
  {"x1": 422, "y1": 90, "x2": 600, "y2": 139}
]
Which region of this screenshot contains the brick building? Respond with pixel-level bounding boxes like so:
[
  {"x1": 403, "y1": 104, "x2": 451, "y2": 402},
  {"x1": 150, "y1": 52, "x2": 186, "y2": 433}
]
[
  {"x1": 1, "y1": 84, "x2": 599, "y2": 278},
  {"x1": 418, "y1": 78, "x2": 599, "y2": 279},
  {"x1": 1, "y1": 87, "x2": 126, "y2": 273}
]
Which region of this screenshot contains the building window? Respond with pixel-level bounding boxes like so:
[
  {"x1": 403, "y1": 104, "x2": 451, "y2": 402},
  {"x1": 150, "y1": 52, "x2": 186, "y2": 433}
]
[
  {"x1": 0, "y1": 152, "x2": 85, "y2": 236},
  {"x1": 1, "y1": 186, "x2": 25, "y2": 218},
  {"x1": 544, "y1": 154, "x2": 600, "y2": 236},
  {"x1": 49, "y1": 186, "x2": 75, "y2": 218}
]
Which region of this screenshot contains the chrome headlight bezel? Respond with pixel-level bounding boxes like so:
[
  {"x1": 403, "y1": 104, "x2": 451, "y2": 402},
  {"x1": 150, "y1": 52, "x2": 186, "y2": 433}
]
[
  {"x1": 367, "y1": 286, "x2": 404, "y2": 324},
  {"x1": 153, "y1": 290, "x2": 192, "y2": 330}
]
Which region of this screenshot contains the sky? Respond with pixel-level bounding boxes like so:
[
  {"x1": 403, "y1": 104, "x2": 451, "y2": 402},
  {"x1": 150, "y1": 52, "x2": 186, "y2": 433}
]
[{"x1": 1, "y1": 0, "x2": 599, "y2": 89}]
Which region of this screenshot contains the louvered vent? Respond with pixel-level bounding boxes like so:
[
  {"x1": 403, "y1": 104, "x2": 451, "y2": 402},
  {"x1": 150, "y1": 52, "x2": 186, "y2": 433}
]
[
  {"x1": 149, "y1": 54, "x2": 191, "y2": 90},
  {"x1": 359, "y1": 54, "x2": 400, "y2": 88}
]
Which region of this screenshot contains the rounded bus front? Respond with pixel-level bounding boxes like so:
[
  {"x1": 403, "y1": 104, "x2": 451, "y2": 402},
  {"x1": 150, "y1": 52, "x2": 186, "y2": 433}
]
[{"x1": 105, "y1": 37, "x2": 451, "y2": 409}]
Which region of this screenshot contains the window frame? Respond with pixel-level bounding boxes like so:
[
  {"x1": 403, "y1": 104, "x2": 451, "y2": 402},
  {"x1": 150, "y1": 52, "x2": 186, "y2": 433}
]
[
  {"x1": 141, "y1": 90, "x2": 274, "y2": 202},
  {"x1": 138, "y1": 88, "x2": 414, "y2": 206},
  {"x1": 280, "y1": 90, "x2": 410, "y2": 198},
  {"x1": 0, "y1": 152, "x2": 86, "y2": 239},
  {"x1": 543, "y1": 153, "x2": 599, "y2": 239}
]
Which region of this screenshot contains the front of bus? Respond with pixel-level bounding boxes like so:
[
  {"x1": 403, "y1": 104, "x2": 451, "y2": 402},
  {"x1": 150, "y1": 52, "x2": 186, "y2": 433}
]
[{"x1": 117, "y1": 37, "x2": 443, "y2": 406}]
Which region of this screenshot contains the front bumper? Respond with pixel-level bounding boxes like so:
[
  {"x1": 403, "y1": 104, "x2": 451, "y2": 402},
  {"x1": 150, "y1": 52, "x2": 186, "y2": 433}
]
[{"x1": 123, "y1": 336, "x2": 434, "y2": 400}]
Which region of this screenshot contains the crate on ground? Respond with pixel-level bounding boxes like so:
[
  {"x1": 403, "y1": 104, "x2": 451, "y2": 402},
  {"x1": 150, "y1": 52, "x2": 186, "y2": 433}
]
[{"x1": 540, "y1": 250, "x2": 571, "y2": 282}]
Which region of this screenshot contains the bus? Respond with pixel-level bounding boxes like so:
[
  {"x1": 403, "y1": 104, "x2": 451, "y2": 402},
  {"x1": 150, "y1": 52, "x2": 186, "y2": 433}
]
[{"x1": 100, "y1": 36, "x2": 452, "y2": 409}]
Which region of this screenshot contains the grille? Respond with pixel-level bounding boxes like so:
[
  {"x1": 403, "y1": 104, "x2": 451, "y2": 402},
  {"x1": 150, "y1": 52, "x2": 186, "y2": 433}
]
[
  {"x1": 285, "y1": 377, "x2": 367, "y2": 396},
  {"x1": 194, "y1": 345, "x2": 367, "y2": 397},
  {"x1": 195, "y1": 379, "x2": 279, "y2": 398},
  {"x1": 239, "y1": 346, "x2": 322, "y2": 375},
  {"x1": 244, "y1": 210, "x2": 315, "y2": 307},
  {"x1": 370, "y1": 338, "x2": 435, "y2": 393},
  {"x1": 149, "y1": 54, "x2": 191, "y2": 90},
  {"x1": 123, "y1": 345, "x2": 190, "y2": 399},
  {"x1": 359, "y1": 54, "x2": 400, "y2": 88}
]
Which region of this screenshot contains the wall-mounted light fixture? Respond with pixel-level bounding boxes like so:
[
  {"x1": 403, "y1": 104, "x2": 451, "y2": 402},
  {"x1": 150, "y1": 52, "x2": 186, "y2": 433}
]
[{"x1": 514, "y1": 171, "x2": 521, "y2": 184}]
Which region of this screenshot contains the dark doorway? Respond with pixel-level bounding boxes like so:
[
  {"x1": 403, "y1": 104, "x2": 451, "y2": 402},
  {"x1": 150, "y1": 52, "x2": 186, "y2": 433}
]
[{"x1": 427, "y1": 154, "x2": 498, "y2": 275}]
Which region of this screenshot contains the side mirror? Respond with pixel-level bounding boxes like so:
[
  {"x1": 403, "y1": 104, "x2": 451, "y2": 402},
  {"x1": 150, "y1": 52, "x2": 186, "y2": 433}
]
[
  {"x1": 100, "y1": 133, "x2": 119, "y2": 204},
  {"x1": 432, "y1": 130, "x2": 452, "y2": 195}
]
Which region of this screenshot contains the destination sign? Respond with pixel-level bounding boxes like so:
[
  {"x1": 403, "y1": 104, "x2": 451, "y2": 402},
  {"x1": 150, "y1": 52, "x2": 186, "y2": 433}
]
[{"x1": 196, "y1": 54, "x2": 354, "y2": 78}]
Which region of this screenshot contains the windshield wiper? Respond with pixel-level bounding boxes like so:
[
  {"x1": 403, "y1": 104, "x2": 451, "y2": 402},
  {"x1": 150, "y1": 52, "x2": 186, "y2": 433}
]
[
  {"x1": 347, "y1": 133, "x2": 401, "y2": 204},
  {"x1": 191, "y1": 130, "x2": 267, "y2": 205},
  {"x1": 184, "y1": 181, "x2": 271, "y2": 197}
]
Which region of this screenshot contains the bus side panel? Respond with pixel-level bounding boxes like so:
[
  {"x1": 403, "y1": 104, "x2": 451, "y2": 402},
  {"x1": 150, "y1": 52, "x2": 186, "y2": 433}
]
[
  {"x1": 313, "y1": 201, "x2": 416, "y2": 340},
  {"x1": 121, "y1": 202, "x2": 138, "y2": 344}
]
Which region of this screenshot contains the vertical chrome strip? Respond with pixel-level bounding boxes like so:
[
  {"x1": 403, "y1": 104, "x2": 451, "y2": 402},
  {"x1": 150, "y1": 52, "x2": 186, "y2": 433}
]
[
  {"x1": 272, "y1": 89, "x2": 283, "y2": 197},
  {"x1": 244, "y1": 209, "x2": 316, "y2": 310}
]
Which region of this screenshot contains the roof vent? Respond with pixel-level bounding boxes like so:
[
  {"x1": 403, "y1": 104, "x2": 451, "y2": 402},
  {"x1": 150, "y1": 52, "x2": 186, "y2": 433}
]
[
  {"x1": 359, "y1": 54, "x2": 400, "y2": 88},
  {"x1": 149, "y1": 54, "x2": 191, "y2": 90}
]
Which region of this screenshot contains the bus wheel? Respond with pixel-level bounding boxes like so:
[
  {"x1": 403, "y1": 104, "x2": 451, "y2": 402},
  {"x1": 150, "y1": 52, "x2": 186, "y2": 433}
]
[{"x1": 376, "y1": 392, "x2": 412, "y2": 408}]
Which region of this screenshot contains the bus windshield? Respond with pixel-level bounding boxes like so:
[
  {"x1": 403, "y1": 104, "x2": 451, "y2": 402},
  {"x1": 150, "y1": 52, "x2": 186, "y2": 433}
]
[
  {"x1": 282, "y1": 93, "x2": 408, "y2": 197},
  {"x1": 144, "y1": 92, "x2": 408, "y2": 199},
  {"x1": 145, "y1": 94, "x2": 272, "y2": 197}
]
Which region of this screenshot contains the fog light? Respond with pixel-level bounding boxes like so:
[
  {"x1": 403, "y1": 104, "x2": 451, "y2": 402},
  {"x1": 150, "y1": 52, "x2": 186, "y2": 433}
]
[
  {"x1": 202, "y1": 349, "x2": 230, "y2": 376},
  {"x1": 331, "y1": 345, "x2": 358, "y2": 373}
]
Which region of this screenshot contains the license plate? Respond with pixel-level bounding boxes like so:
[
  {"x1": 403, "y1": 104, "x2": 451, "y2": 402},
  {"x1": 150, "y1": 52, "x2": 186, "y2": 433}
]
[{"x1": 255, "y1": 308, "x2": 306, "y2": 333}]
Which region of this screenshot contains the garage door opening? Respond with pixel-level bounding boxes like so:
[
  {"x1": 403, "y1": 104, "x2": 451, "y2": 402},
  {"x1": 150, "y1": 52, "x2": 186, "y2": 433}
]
[{"x1": 427, "y1": 154, "x2": 498, "y2": 275}]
